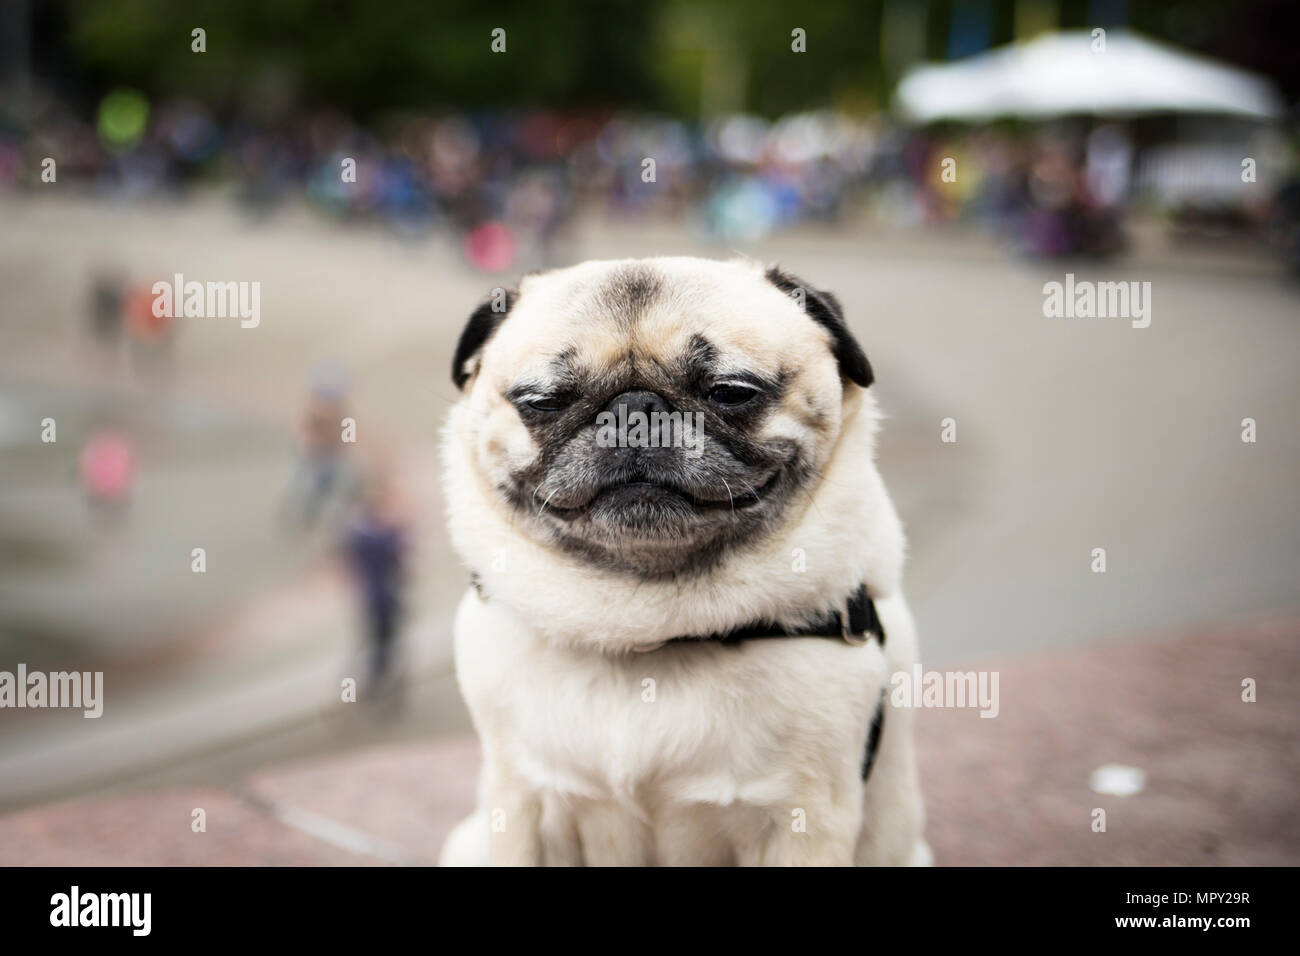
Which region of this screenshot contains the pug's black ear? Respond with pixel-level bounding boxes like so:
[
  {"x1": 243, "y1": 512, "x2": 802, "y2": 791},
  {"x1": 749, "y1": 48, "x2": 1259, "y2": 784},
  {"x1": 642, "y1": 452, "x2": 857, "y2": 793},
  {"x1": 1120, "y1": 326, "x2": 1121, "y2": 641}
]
[
  {"x1": 765, "y1": 267, "x2": 873, "y2": 388},
  {"x1": 452, "y1": 288, "x2": 517, "y2": 390}
]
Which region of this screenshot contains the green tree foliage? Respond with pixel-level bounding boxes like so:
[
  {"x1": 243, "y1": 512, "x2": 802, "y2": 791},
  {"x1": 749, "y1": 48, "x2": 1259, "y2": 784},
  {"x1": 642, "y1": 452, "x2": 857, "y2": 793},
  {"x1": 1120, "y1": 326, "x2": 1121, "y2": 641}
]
[{"x1": 64, "y1": 0, "x2": 661, "y2": 115}]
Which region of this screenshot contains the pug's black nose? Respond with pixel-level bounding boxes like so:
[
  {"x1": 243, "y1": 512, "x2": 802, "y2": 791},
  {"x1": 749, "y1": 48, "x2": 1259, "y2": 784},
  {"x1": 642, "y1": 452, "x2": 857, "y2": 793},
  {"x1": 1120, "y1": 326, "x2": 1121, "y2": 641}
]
[{"x1": 605, "y1": 390, "x2": 674, "y2": 417}]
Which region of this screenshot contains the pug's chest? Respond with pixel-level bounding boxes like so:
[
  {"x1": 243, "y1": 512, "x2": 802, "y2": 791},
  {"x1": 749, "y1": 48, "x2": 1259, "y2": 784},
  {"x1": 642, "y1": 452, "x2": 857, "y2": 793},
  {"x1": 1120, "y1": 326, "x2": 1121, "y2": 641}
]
[
  {"x1": 510, "y1": 666, "x2": 760, "y2": 806},
  {"x1": 484, "y1": 635, "x2": 881, "y2": 811}
]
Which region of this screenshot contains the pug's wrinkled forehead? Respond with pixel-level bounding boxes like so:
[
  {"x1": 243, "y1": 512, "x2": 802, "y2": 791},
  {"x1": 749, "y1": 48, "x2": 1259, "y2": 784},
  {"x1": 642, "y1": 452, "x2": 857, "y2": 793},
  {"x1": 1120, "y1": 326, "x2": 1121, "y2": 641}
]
[{"x1": 452, "y1": 257, "x2": 872, "y2": 400}]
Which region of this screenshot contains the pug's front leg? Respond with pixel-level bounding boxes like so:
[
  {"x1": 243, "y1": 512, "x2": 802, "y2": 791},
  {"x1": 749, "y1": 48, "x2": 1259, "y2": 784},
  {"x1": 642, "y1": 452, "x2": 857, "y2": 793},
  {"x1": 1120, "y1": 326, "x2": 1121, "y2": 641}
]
[
  {"x1": 482, "y1": 758, "x2": 543, "y2": 866},
  {"x1": 748, "y1": 797, "x2": 861, "y2": 866}
]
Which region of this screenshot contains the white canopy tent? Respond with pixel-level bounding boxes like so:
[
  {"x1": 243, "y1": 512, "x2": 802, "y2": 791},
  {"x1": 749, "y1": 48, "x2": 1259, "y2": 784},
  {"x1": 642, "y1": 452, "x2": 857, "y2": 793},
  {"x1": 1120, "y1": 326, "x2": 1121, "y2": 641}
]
[{"x1": 895, "y1": 30, "x2": 1285, "y2": 122}]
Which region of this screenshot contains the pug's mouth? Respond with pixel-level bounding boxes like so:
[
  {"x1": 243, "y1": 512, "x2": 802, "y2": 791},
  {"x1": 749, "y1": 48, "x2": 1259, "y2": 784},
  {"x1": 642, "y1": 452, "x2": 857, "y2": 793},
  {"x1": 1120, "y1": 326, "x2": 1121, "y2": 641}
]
[{"x1": 541, "y1": 470, "x2": 780, "y2": 520}]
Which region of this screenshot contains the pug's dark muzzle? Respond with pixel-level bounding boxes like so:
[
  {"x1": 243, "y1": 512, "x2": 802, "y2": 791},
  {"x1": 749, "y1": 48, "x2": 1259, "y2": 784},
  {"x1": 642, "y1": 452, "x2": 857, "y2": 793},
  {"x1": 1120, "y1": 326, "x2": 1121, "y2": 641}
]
[
  {"x1": 514, "y1": 386, "x2": 792, "y2": 526},
  {"x1": 504, "y1": 420, "x2": 799, "y2": 574}
]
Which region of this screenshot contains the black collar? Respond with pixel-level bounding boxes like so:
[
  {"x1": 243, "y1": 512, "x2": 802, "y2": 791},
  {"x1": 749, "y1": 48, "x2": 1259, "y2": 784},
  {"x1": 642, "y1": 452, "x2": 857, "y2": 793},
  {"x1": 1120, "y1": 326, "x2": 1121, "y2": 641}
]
[
  {"x1": 468, "y1": 573, "x2": 885, "y2": 649},
  {"x1": 666, "y1": 584, "x2": 886, "y2": 647}
]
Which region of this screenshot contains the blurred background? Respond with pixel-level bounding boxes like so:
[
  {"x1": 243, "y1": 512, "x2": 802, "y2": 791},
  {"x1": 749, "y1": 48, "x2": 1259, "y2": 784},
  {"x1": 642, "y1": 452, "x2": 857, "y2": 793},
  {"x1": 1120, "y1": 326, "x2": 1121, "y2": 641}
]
[{"x1": 0, "y1": 0, "x2": 1297, "y2": 865}]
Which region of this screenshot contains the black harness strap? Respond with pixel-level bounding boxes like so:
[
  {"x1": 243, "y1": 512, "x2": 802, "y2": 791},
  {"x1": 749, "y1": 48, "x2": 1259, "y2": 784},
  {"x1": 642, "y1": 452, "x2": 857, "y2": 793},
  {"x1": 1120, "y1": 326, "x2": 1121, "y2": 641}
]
[
  {"x1": 664, "y1": 584, "x2": 886, "y2": 648},
  {"x1": 665, "y1": 583, "x2": 889, "y2": 783},
  {"x1": 861, "y1": 692, "x2": 886, "y2": 780}
]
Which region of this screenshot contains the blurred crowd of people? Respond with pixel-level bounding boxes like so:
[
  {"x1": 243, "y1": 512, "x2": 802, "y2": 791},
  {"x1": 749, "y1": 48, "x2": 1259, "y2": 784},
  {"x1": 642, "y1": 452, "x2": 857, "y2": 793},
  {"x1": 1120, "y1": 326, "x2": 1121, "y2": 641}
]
[
  {"x1": 1, "y1": 88, "x2": 893, "y2": 258},
  {"x1": 4, "y1": 85, "x2": 1296, "y2": 269}
]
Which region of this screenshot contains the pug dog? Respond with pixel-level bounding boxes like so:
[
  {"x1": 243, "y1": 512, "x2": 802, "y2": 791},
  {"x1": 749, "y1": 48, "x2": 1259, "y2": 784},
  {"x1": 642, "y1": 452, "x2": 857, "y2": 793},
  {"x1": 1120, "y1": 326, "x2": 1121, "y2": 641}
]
[{"x1": 438, "y1": 256, "x2": 928, "y2": 866}]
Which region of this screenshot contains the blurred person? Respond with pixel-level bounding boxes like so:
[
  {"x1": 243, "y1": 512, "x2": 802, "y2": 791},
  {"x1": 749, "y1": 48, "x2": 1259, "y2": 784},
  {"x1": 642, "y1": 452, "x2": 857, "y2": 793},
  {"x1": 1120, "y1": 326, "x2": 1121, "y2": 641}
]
[
  {"x1": 798, "y1": 155, "x2": 849, "y2": 224},
  {"x1": 156, "y1": 99, "x2": 222, "y2": 177},
  {"x1": 79, "y1": 427, "x2": 135, "y2": 519},
  {"x1": 504, "y1": 166, "x2": 572, "y2": 270},
  {"x1": 703, "y1": 173, "x2": 782, "y2": 242},
  {"x1": 281, "y1": 360, "x2": 359, "y2": 530},
  {"x1": 232, "y1": 124, "x2": 297, "y2": 216},
  {"x1": 974, "y1": 133, "x2": 1031, "y2": 239},
  {"x1": 1019, "y1": 134, "x2": 1123, "y2": 259},
  {"x1": 428, "y1": 115, "x2": 483, "y2": 220},
  {"x1": 343, "y1": 455, "x2": 410, "y2": 703},
  {"x1": 1085, "y1": 124, "x2": 1134, "y2": 209},
  {"x1": 1022, "y1": 140, "x2": 1076, "y2": 256},
  {"x1": 85, "y1": 266, "x2": 125, "y2": 365},
  {"x1": 375, "y1": 153, "x2": 436, "y2": 235},
  {"x1": 463, "y1": 219, "x2": 518, "y2": 273},
  {"x1": 123, "y1": 279, "x2": 174, "y2": 377}
]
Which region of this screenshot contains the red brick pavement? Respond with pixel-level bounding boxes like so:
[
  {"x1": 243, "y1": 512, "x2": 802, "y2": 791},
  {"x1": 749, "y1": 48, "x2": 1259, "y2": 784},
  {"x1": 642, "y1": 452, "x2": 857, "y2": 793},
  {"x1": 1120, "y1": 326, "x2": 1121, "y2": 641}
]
[{"x1": 2, "y1": 618, "x2": 1295, "y2": 866}]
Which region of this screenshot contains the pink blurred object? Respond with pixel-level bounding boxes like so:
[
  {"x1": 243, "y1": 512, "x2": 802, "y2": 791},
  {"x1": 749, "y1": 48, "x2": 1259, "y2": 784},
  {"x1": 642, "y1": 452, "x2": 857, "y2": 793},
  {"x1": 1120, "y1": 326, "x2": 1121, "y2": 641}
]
[
  {"x1": 80, "y1": 430, "x2": 136, "y2": 502},
  {"x1": 125, "y1": 282, "x2": 171, "y2": 342},
  {"x1": 464, "y1": 221, "x2": 517, "y2": 272}
]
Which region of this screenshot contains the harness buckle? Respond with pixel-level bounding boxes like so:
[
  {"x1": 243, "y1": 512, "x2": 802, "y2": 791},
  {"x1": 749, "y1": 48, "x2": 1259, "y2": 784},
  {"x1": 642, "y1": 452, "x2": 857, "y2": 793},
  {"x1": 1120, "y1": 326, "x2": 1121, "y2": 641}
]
[{"x1": 841, "y1": 597, "x2": 870, "y2": 646}]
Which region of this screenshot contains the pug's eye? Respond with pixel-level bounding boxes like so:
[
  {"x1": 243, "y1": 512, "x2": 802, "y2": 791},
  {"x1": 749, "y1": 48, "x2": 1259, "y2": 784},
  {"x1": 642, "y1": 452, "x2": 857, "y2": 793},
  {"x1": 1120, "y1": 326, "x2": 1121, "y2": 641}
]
[
  {"x1": 521, "y1": 394, "x2": 569, "y2": 413},
  {"x1": 707, "y1": 383, "x2": 760, "y2": 407}
]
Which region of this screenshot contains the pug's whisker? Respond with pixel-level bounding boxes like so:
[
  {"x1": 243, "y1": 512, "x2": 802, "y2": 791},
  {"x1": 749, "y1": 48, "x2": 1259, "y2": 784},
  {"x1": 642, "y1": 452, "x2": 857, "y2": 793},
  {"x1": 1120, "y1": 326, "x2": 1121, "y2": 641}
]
[
  {"x1": 537, "y1": 487, "x2": 560, "y2": 518},
  {"x1": 735, "y1": 476, "x2": 762, "y2": 501},
  {"x1": 721, "y1": 478, "x2": 736, "y2": 513}
]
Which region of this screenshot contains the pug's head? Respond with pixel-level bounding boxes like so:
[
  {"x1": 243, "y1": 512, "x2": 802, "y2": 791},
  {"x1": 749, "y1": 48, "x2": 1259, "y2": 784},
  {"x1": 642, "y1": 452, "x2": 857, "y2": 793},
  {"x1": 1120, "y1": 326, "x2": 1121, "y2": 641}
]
[{"x1": 449, "y1": 257, "x2": 873, "y2": 578}]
